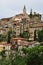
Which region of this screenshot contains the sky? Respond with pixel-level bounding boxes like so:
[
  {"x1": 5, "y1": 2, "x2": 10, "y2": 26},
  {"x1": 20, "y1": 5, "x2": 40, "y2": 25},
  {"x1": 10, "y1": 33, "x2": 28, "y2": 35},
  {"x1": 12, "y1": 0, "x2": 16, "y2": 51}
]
[{"x1": 0, "y1": 0, "x2": 43, "y2": 19}]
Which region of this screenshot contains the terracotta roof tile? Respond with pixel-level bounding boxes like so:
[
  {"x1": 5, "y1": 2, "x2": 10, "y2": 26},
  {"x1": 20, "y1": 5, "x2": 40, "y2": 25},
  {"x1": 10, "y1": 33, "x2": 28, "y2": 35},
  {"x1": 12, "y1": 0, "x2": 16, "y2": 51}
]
[
  {"x1": 0, "y1": 42, "x2": 7, "y2": 45},
  {"x1": 11, "y1": 38, "x2": 26, "y2": 41},
  {"x1": 30, "y1": 22, "x2": 43, "y2": 28},
  {"x1": 0, "y1": 42, "x2": 11, "y2": 45}
]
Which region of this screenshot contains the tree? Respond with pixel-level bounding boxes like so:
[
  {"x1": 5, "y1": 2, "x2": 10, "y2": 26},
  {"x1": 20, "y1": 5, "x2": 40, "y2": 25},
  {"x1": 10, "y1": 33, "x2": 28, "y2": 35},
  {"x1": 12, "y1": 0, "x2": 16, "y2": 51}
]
[
  {"x1": 22, "y1": 46, "x2": 43, "y2": 65},
  {"x1": 7, "y1": 31, "x2": 11, "y2": 43},
  {"x1": 0, "y1": 50, "x2": 6, "y2": 58},
  {"x1": 0, "y1": 34, "x2": 2, "y2": 42},
  {"x1": 0, "y1": 34, "x2": 9, "y2": 42},
  {"x1": 20, "y1": 31, "x2": 30, "y2": 40},
  {"x1": 0, "y1": 46, "x2": 43, "y2": 65},
  {"x1": 34, "y1": 30, "x2": 36, "y2": 41},
  {"x1": 12, "y1": 34, "x2": 16, "y2": 38},
  {"x1": 26, "y1": 46, "x2": 43, "y2": 65},
  {"x1": 30, "y1": 9, "x2": 32, "y2": 18},
  {"x1": 22, "y1": 47, "x2": 29, "y2": 55},
  {"x1": 38, "y1": 29, "x2": 43, "y2": 42}
]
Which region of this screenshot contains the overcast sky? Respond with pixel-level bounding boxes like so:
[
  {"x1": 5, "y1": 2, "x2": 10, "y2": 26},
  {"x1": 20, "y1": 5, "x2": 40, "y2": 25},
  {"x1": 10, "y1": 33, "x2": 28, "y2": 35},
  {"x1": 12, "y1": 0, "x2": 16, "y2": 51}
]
[{"x1": 0, "y1": 0, "x2": 43, "y2": 19}]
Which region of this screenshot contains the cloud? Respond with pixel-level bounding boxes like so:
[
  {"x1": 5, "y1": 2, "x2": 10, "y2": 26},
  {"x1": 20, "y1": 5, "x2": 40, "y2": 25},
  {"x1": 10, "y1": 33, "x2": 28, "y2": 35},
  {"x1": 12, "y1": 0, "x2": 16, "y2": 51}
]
[{"x1": 0, "y1": 0, "x2": 43, "y2": 18}]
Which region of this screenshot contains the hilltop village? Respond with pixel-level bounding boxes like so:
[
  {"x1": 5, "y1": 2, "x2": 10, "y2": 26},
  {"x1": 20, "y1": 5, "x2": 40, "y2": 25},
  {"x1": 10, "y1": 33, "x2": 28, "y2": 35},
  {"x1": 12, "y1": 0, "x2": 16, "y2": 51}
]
[{"x1": 0, "y1": 6, "x2": 43, "y2": 51}]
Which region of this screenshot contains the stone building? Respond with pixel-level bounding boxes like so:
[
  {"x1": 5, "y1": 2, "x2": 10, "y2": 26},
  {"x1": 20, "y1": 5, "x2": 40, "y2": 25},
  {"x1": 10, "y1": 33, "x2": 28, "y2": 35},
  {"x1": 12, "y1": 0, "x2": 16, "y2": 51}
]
[{"x1": 0, "y1": 6, "x2": 43, "y2": 41}]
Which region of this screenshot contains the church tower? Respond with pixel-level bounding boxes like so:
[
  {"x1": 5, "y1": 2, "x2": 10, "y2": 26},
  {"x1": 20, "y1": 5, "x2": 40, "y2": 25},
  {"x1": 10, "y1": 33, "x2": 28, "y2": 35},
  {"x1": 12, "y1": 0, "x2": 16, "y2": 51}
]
[{"x1": 23, "y1": 5, "x2": 27, "y2": 14}]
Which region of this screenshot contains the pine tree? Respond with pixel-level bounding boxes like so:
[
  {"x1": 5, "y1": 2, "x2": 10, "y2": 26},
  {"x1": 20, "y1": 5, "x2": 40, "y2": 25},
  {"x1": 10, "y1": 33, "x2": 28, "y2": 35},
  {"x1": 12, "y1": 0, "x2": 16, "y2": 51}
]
[
  {"x1": 30, "y1": 9, "x2": 32, "y2": 18},
  {"x1": 7, "y1": 31, "x2": 11, "y2": 43}
]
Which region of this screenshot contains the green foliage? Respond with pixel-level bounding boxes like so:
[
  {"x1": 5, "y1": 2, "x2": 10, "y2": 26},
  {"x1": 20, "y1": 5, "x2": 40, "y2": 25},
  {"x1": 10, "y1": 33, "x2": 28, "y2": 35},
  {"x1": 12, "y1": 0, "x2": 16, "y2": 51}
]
[
  {"x1": 0, "y1": 50, "x2": 27, "y2": 65},
  {"x1": 0, "y1": 34, "x2": 2, "y2": 42},
  {"x1": 8, "y1": 30, "x2": 12, "y2": 34},
  {"x1": 34, "y1": 30, "x2": 36, "y2": 41},
  {"x1": 20, "y1": 31, "x2": 30, "y2": 39},
  {"x1": 0, "y1": 50, "x2": 6, "y2": 58},
  {"x1": 0, "y1": 30, "x2": 16, "y2": 42},
  {"x1": 38, "y1": 29, "x2": 43, "y2": 42},
  {"x1": 0, "y1": 46, "x2": 43, "y2": 65},
  {"x1": 22, "y1": 47, "x2": 29, "y2": 55},
  {"x1": 22, "y1": 46, "x2": 43, "y2": 65},
  {"x1": 14, "y1": 51, "x2": 27, "y2": 65},
  {"x1": 12, "y1": 34, "x2": 16, "y2": 38},
  {"x1": 0, "y1": 34, "x2": 7, "y2": 42},
  {"x1": 27, "y1": 53, "x2": 42, "y2": 65},
  {"x1": 30, "y1": 9, "x2": 32, "y2": 18},
  {"x1": 7, "y1": 31, "x2": 11, "y2": 43}
]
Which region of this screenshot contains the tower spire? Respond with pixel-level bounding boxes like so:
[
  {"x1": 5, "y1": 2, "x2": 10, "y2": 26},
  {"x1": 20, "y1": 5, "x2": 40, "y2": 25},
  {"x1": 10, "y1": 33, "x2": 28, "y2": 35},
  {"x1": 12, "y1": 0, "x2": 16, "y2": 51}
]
[{"x1": 23, "y1": 5, "x2": 27, "y2": 14}]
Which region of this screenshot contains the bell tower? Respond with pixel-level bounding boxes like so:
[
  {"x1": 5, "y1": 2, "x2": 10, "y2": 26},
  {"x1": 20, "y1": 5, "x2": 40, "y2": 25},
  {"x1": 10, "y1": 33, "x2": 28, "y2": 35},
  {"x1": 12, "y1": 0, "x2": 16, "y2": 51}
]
[{"x1": 23, "y1": 5, "x2": 27, "y2": 14}]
